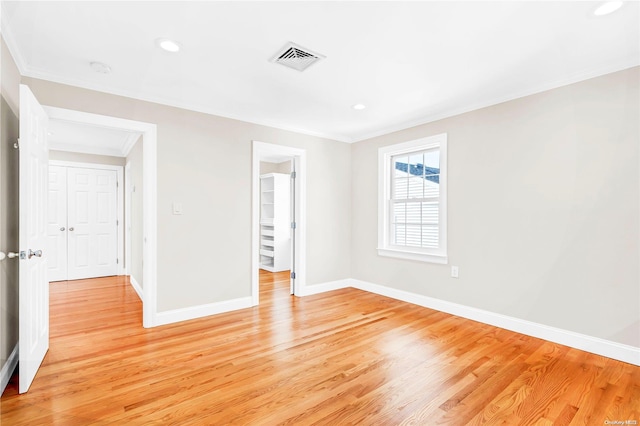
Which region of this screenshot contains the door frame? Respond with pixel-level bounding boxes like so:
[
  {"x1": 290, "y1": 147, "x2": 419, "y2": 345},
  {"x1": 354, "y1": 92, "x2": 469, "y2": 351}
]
[
  {"x1": 252, "y1": 141, "x2": 307, "y2": 304},
  {"x1": 48, "y1": 161, "x2": 125, "y2": 278},
  {"x1": 43, "y1": 106, "x2": 158, "y2": 328},
  {"x1": 124, "y1": 161, "x2": 132, "y2": 277}
]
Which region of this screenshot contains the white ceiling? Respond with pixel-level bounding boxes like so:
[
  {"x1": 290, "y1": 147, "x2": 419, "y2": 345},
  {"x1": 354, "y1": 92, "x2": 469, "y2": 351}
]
[{"x1": 2, "y1": 1, "x2": 639, "y2": 143}]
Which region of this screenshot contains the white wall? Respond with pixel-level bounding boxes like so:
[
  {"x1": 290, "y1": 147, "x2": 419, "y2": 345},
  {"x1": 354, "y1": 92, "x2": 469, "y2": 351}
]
[
  {"x1": 260, "y1": 161, "x2": 290, "y2": 175},
  {"x1": 126, "y1": 138, "x2": 144, "y2": 287},
  {"x1": 7, "y1": 35, "x2": 636, "y2": 354},
  {"x1": 21, "y1": 76, "x2": 352, "y2": 312},
  {"x1": 351, "y1": 66, "x2": 640, "y2": 347},
  {"x1": 0, "y1": 36, "x2": 20, "y2": 385},
  {"x1": 0, "y1": 94, "x2": 19, "y2": 384},
  {"x1": 1, "y1": 38, "x2": 19, "y2": 114}
]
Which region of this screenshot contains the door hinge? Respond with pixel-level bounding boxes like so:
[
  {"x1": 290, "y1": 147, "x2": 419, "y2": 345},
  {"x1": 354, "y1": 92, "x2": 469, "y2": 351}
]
[
  {"x1": 290, "y1": 171, "x2": 296, "y2": 179},
  {"x1": 116, "y1": 258, "x2": 119, "y2": 264},
  {"x1": 291, "y1": 222, "x2": 296, "y2": 229},
  {"x1": 117, "y1": 181, "x2": 119, "y2": 188},
  {"x1": 290, "y1": 271, "x2": 296, "y2": 279},
  {"x1": 116, "y1": 219, "x2": 119, "y2": 226},
  {"x1": 14, "y1": 138, "x2": 20, "y2": 149}
]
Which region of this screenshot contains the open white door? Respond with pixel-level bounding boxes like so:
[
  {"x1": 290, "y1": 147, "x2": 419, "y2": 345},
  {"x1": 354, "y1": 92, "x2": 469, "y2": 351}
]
[
  {"x1": 289, "y1": 160, "x2": 296, "y2": 295},
  {"x1": 19, "y1": 84, "x2": 50, "y2": 393}
]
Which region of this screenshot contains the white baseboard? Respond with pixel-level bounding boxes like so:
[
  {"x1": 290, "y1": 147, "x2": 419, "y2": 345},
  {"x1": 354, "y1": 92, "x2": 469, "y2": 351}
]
[
  {"x1": 154, "y1": 297, "x2": 253, "y2": 327},
  {"x1": 129, "y1": 275, "x2": 143, "y2": 301},
  {"x1": 142, "y1": 274, "x2": 639, "y2": 366},
  {"x1": 297, "y1": 279, "x2": 351, "y2": 297},
  {"x1": 0, "y1": 344, "x2": 18, "y2": 395},
  {"x1": 349, "y1": 279, "x2": 640, "y2": 366}
]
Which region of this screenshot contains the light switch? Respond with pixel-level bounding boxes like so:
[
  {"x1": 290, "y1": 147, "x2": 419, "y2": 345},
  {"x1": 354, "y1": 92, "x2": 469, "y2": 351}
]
[
  {"x1": 172, "y1": 202, "x2": 183, "y2": 215},
  {"x1": 451, "y1": 266, "x2": 459, "y2": 278}
]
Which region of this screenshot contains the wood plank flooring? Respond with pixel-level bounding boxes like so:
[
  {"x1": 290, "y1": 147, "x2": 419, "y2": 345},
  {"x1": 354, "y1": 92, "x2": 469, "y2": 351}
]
[{"x1": 1, "y1": 271, "x2": 639, "y2": 425}]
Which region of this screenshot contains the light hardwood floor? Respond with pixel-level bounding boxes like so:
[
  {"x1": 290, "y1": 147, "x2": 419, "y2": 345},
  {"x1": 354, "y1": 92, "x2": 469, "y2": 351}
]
[{"x1": 1, "y1": 271, "x2": 639, "y2": 425}]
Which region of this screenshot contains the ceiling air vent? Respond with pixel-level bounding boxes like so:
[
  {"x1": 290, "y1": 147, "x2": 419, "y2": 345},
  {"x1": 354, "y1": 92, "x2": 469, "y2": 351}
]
[{"x1": 270, "y1": 42, "x2": 325, "y2": 72}]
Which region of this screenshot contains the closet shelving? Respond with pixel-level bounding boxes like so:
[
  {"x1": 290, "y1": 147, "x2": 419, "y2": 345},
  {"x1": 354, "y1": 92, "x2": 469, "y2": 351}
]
[{"x1": 259, "y1": 173, "x2": 291, "y2": 272}]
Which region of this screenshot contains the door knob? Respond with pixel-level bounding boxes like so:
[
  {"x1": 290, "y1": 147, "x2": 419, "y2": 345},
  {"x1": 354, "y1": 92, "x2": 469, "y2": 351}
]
[
  {"x1": 28, "y1": 249, "x2": 43, "y2": 259},
  {"x1": 60, "y1": 227, "x2": 65, "y2": 231},
  {"x1": 69, "y1": 227, "x2": 74, "y2": 232}
]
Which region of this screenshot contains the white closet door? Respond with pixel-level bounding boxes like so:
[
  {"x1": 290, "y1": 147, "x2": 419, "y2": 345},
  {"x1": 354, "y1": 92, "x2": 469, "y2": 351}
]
[
  {"x1": 67, "y1": 167, "x2": 118, "y2": 280},
  {"x1": 47, "y1": 165, "x2": 68, "y2": 282}
]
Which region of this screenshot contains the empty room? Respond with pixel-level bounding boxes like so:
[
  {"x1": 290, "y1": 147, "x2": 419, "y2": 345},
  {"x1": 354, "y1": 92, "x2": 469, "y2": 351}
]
[{"x1": 0, "y1": 1, "x2": 639, "y2": 424}]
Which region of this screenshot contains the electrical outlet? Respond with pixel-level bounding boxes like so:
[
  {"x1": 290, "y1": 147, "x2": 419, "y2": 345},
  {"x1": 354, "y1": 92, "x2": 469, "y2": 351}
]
[{"x1": 451, "y1": 266, "x2": 459, "y2": 278}]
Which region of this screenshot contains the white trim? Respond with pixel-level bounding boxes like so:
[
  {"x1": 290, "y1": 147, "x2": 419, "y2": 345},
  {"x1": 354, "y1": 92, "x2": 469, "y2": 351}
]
[
  {"x1": 296, "y1": 279, "x2": 351, "y2": 296},
  {"x1": 378, "y1": 134, "x2": 448, "y2": 264},
  {"x1": 142, "y1": 125, "x2": 158, "y2": 328},
  {"x1": 154, "y1": 297, "x2": 253, "y2": 327},
  {"x1": 124, "y1": 161, "x2": 132, "y2": 275},
  {"x1": 42, "y1": 106, "x2": 158, "y2": 328},
  {"x1": 49, "y1": 160, "x2": 125, "y2": 276},
  {"x1": 0, "y1": 344, "x2": 19, "y2": 395},
  {"x1": 252, "y1": 141, "x2": 307, "y2": 305},
  {"x1": 129, "y1": 275, "x2": 143, "y2": 301},
  {"x1": 377, "y1": 248, "x2": 448, "y2": 264},
  {"x1": 350, "y1": 279, "x2": 640, "y2": 366}
]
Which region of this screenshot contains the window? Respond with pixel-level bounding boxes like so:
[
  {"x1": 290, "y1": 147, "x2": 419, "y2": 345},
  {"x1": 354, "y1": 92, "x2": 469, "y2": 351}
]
[{"x1": 378, "y1": 134, "x2": 447, "y2": 263}]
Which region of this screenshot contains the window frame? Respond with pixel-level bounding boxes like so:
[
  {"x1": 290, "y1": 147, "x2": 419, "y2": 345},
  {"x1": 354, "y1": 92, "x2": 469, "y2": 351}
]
[{"x1": 377, "y1": 133, "x2": 448, "y2": 264}]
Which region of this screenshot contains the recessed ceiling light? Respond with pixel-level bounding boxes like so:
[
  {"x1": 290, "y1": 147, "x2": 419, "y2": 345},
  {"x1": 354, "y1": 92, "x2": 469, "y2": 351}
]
[
  {"x1": 156, "y1": 38, "x2": 181, "y2": 53},
  {"x1": 352, "y1": 104, "x2": 366, "y2": 110},
  {"x1": 90, "y1": 61, "x2": 111, "y2": 74},
  {"x1": 593, "y1": 1, "x2": 624, "y2": 16}
]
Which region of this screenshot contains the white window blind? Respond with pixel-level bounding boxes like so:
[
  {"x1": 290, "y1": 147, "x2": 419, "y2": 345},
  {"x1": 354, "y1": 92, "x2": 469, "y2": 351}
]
[{"x1": 391, "y1": 148, "x2": 441, "y2": 249}]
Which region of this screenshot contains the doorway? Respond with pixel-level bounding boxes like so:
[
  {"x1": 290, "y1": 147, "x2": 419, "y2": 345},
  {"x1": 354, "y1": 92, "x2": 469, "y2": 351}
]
[
  {"x1": 258, "y1": 160, "x2": 293, "y2": 296},
  {"x1": 252, "y1": 141, "x2": 307, "y2": 305},
  {"x1": 43, "y1": 105, "x2": 158, "y2": 328}
]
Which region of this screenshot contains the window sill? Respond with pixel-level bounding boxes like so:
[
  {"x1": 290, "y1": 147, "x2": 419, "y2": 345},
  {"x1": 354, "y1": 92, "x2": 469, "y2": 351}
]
[{"x1": 377, "y1": 248, "x2": 448, "y2": 264}]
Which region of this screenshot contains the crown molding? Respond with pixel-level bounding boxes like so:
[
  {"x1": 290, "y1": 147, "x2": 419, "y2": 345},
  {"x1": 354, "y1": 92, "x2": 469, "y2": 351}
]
[
  {"x1": 351, "y1": 57, "x2": 640, "y2": 143},
  {"x1": 24, "y1": 56, "x2": 638, "y2": 146},
  {"x1": 20, "y1": 64, "x2": 354, "y2": 143},
  {"x1": 3, "y1": 16, "x2": 637, "y2": 145}
]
